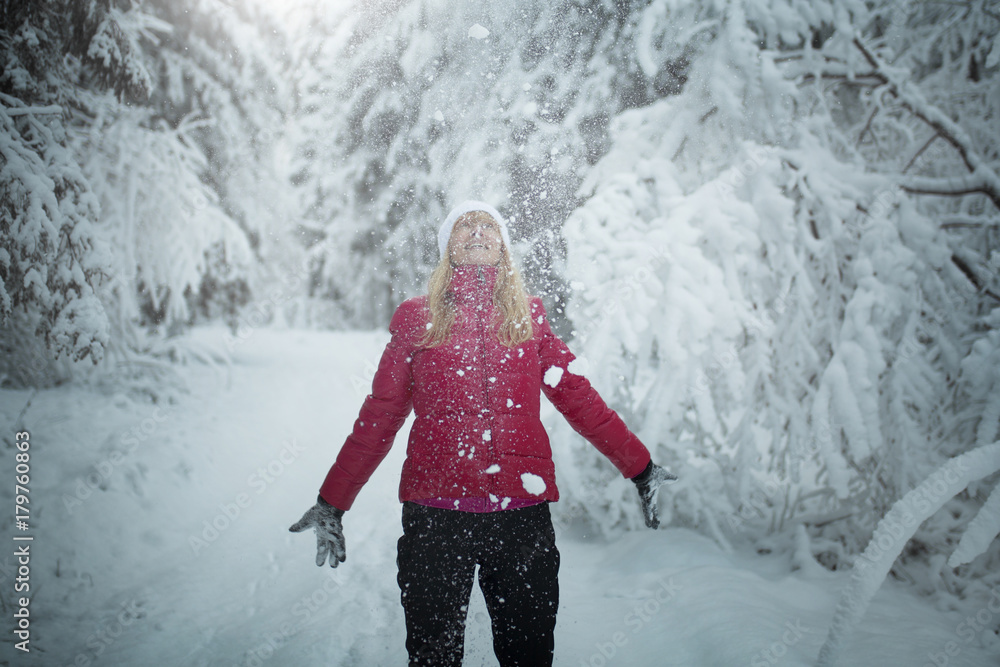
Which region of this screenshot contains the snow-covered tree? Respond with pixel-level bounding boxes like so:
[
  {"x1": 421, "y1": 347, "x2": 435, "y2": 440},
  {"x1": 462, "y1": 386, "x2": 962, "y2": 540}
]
[
  {"x1": 3, "y1": 0, "x2": 294, "y2": 386},
  {"x1": 287, "y1": 0, "x2": 704, "y2": 330},
  {"x1": 70, "y1": 0, "x2": 292, "y2": 368},
  {"x1": 5, "y1": 0, "x2": 998, "y2": 623},
  {"x1": 546, "y1": 0, "x2": 1000, "y2": 611},
  {"x1": 1, "y1": 0, "x2": 152, "y2": 380},
  {"x1": 283, "y1": 2, "x2": 1000, "y2": 608}
]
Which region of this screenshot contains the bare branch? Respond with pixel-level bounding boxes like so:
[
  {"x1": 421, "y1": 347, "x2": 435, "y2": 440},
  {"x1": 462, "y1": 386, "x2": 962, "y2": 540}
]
[
  {"x1": 940, "y1": 216, "x2": 1000, "y2": 230},
  {"x1": 796, "y1": 73, "x2": 885, "y2": 87},
  {"x1": 856, "y1": 107, "x2": 880, "y2": 150},
  {"x1": 922, "y1": 0, "x2": 973, "y2": 7},
  {"x1": 900, "y1": 170, "x2": 1000, "y2": 209},
  {"x1": 853, "y1": 38, "x2": 974, "y2": 171},
  {"x1": 772, "y1": 53, "x2": 847, "y2": 65},
  {"x1": 942, "y1": 223, "x2": 1000, "y2": 230},
  {"x1": 852, "y1": 37, "x2": 1000, "y2": 210},
  {"x1": 902, "y1": 133, "x2": 940, "y2": 174},
  {"x1": 951, "y1": 255, "x2": 1000, "y2": 303}
]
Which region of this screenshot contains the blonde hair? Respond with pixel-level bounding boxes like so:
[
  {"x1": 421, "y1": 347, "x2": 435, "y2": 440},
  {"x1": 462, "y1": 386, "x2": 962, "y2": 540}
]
[{"x1": 420, "y1": 243, "x2": 534, "y2": 348}]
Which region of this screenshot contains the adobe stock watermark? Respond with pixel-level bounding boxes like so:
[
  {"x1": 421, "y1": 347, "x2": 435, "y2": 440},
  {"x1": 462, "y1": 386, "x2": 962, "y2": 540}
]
[
  {"x1": 846, "y1": 184, "x2": 905, "y2": 235},
  {"x1": 922, "y1": 586, "x2": 1000, "y2": 667},
  {"x1": 6, "y1": 348, "x2": 58, "y2": 387},
  {"x1": 727, "y1": 471, "x2": 786, "y2": 532},
  {"x1": 749, "y1": 618, "x2": 808, "y2": 666},
  {"x1": 714, "y1": 143, "x2": 780, "y2": 199},
  {"x1": 223, "y1": 231, "x2": 343, "y2": 350},
  {"x1": 571, "y1": 244, "x2": 669, "y2": 348},
  {"x1": 188, "y1": 438, "x2": 305, "y2": 556},
  {"x1": 180, "y1": 190, "x2": 210, "y2": 222},
  {"x1": 853, "y1": 456, "x2": 970, "y2": 575},
  {"x1": 67, "y1": 598, "x2": 144, "y2": 666},
  {"x1": 579, "y1": 576, "x2": 682, "y2": 666},
  {"x1": 61, "y1": 408, "x2": 170, "y2": 514},
  {"x1": 847, "y1": 135, "x2": 954, "y2": 236},
  {"x1": 890, "y1": 288, "x2": 982, "y2": 366},
  {"x1": 547, "y1": 468, "x2": 632, "y2": 538},
  {"x1": 224, "y1": 265, "x2": 308, "y2": 350},
  {"x1": 239, "y1": 570, "x2": 347, "y2": 666},
  {"x1": 349, "y1": 355, "x2": 382, "y2": 399},
  {"x1": 688, "y1": 293, "x2": 792, "y2": 397},
  {"x1": 726, "y1": 419, "x2": 841, "y2": 533}
]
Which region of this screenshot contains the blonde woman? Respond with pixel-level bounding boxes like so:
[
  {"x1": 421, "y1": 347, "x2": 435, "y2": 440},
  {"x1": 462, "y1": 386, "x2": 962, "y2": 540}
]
[{"x1": 290, "y1": 201, "x2": 677, "y2": 666}]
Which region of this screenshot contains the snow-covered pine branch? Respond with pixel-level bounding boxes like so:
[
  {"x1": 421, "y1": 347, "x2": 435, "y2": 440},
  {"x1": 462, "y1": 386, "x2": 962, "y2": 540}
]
[
  {"x1": 0, "y1": 104, "x2": 111, "y2": 364},
  {"x1": 816, "y1": 443, "x2": 1000, "y2": 666},
  {"x1": 2, "y1": 105, "x2": 64, "y2": 116},
  {"x1": 76, "y1": 108, "x2": 254, "y2": 340},
  {"x1": 0, "y1": 0, "x2": 289, "y2": 385},
  {"x1": 0, "y1": 0, "x2": 162, "y2": 377},
  {"x1": 84, "y1": 8, "x2": 153, "y2": 102}
]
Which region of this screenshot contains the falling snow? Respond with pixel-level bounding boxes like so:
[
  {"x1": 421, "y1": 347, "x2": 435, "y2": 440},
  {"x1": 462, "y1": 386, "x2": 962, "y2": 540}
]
[
  {"x1": 468, "y1": 23, "x2": 490, "y2": 40},
  {"x1": 5, "y1": 1, "x2": 1000, "y2": 665}
]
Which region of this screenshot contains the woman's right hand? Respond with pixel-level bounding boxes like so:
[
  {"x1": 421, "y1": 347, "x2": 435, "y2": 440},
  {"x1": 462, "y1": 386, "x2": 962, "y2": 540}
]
[{"x1": 289, "y1": 495, "x2": 347, "y2": 567}]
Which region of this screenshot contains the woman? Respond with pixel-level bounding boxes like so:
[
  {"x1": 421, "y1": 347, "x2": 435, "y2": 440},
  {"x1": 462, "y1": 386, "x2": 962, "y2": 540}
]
[{"x1": 290, "y1": 201, "x2": 677, "y2": 666}]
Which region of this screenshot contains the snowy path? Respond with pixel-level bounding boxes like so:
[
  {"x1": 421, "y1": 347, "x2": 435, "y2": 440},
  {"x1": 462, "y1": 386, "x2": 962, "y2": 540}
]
[{"x1": 2, "y1": 326, "x2": 998, "y2": 666}]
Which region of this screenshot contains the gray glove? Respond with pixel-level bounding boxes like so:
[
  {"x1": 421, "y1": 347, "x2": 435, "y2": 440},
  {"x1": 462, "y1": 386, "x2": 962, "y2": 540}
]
[
  {"x1": 631, "y1": 461, "x2": 678, "y2": 529},
  {"x1": 289, "y1": 495, "x2": 346, "y2": 567}
]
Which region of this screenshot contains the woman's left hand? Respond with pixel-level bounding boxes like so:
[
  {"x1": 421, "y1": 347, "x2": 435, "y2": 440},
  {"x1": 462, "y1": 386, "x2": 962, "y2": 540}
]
[{"x1": 631, "y1": 461, "x2": 678, "y2": 529}]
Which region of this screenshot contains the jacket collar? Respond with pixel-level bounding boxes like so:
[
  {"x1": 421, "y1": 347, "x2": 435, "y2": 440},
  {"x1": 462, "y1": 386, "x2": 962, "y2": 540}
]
[{"x1": 450, "y1": 264, "x2": 499, "y2": 303}]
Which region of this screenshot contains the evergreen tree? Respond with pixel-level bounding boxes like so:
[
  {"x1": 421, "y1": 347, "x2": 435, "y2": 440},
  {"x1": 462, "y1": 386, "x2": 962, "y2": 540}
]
[
  {"x1": 550, "y1": 0, "x2": 1000, "y2": 605},
  {"x1": 1, "y1": 0, "x2": 152, "y2": 381},
  {"x1": 1, "y1": 0, "x2": 292, "y2": 385},
  {"x1": 71, "y1": 0, "x2": 290, "y2": 365},
  {"x1": 286, "y1": 0, "x2": 1000, "y2": 603}
]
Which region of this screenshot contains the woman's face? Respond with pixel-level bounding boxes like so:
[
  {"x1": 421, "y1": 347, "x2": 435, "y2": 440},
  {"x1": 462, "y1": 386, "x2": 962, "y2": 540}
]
[{"x1": 448, "y1": 211, "x2": 503, "y2": 266}]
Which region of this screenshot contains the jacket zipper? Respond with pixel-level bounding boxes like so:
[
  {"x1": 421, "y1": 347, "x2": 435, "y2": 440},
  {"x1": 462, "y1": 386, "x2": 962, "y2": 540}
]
[{"x1": 477, "y1": 266, "x2": 496, "y2": 499}]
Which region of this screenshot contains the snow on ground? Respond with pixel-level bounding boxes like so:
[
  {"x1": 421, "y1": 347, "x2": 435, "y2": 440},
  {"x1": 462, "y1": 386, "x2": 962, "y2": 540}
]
[{"x1": 1, "y1": 325, "x2": 998, "y2": 666}]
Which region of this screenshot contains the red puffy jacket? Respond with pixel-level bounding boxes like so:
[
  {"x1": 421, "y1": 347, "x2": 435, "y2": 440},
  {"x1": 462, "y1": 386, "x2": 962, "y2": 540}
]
[{"x1": 319, "y1": 264, "x2": 651, "y2": 510}]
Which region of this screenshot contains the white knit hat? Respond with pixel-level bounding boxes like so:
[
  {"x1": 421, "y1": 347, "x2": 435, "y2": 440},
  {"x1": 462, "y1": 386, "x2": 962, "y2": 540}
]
[{"x1": 438, "y1": 200, "x2": 511, "y2": 258}]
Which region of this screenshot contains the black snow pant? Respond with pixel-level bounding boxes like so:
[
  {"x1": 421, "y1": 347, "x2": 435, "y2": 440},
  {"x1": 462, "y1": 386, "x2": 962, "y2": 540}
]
[{"x1": 396, "y1": 501, "x2": 560, "y2": 667}]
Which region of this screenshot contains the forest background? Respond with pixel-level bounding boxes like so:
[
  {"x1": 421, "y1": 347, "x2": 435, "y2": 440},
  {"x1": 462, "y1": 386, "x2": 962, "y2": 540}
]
[{"x1": 2, "y1": 0, "x2": 1000, "y2": 662}]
